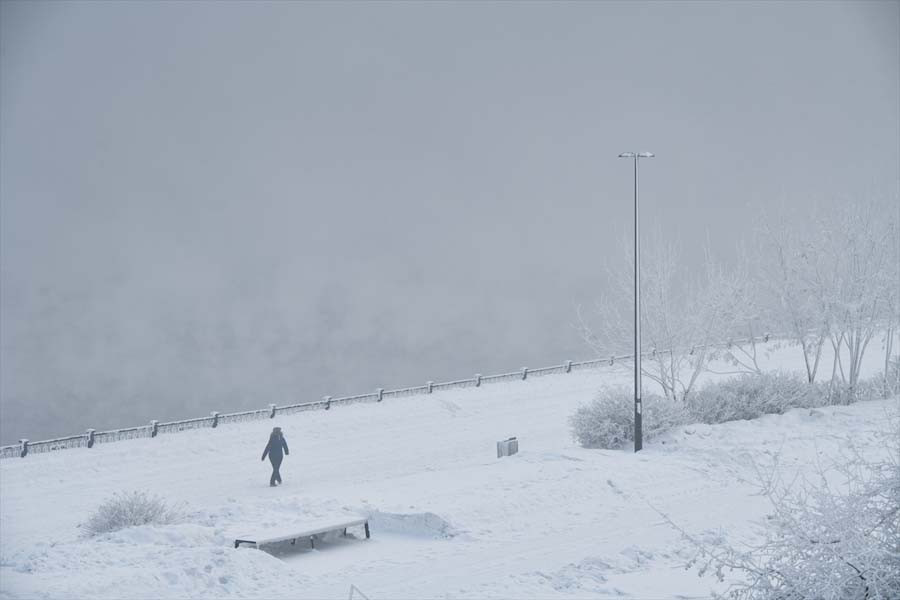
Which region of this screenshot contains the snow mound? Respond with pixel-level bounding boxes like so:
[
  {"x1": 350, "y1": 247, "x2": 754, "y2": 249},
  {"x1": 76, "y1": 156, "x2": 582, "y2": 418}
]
[
  {"x1": 0, "y1": 525, "x2": 307, "y2": 600},
  {"x1": 96, "y1": 523, "x2": 225, "y2": 547},
  {"x1": 367, "y1": 510, "x2": 457, "y2": 539}
]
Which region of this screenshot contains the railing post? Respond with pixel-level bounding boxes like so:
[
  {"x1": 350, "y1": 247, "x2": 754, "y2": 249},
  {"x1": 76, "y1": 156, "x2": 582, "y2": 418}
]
[
  {"x1": 86, "y1": 429, "x2": 96, "y2": 448},
  {"x1": 565, "y1": 360, "x2": 572, "y2": 373},
  {"x1": 150, "y1": 420, "x2": 159, "y2": 438},
  {"x1": 269, "y1": 404, "x2": 277, "y2": 418},
  {"x1": 324, "y1": 395, "x2": 332, "y2": 410},
  {"x1": 19, "y1": 439, "x2": 28, "y2": 458},
  {"x1": 474, "y1": 374, "x2": 482, "y2": 387},
  {"x1": 210, "y1": 411, "x2": 219, "y2": 428},
  {"x1": 521, "y1": 367, "x2": 528, "y2": 380},
  {"x1": 427, "y1": 381, "x2": 433, "y2": 393},
  {"x1": 376, "y1": 388, "x2": 384, "y2": 402}
]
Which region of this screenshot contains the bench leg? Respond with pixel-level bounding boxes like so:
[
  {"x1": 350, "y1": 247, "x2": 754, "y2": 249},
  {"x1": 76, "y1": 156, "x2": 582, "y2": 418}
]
[
  {"x1": 310, "y1": 537, "x2": 315, "y2": 549},
  {"x1": 343, "y1": 528, "x2": 347, "y2": 537},
  {"x1": 234, "y1": 541, "x2": 239, "y2": 549},
  {"x1": 365, "y1": 522, "x2": 370, "y2": 539}
]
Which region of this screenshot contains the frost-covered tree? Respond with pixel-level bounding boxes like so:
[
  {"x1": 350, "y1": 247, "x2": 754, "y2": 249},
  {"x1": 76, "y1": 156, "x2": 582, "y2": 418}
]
[
  {"x1": 877, "y1": 209, "x2": 900, "y2": 397},
  {"x1": 757, "y1": 217, "x2": 829, "y2": 383},
  {"x1": 579, "y1": 234, "x2": 737, "y2": 402},
  {"x1": 758, "y1": 195, "x2": 899, "y2": 395},
  {"x1": 703, "y1": 245, "x2": 769, "y2": 376},
  {"x1": 805, "y1": 198, "x2": 897, "y2": 398}
]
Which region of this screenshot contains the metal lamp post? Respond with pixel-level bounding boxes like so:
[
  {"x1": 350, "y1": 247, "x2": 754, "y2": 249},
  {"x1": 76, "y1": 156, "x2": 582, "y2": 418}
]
[{"x1": 618, "y1": 151, "x2": 654, "y2": 452}]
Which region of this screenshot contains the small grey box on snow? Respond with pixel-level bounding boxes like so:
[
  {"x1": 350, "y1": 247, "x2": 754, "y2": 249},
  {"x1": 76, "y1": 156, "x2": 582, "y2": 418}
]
[{"x1": 497, "y1": 437, "x2": 518, "y2": 458}]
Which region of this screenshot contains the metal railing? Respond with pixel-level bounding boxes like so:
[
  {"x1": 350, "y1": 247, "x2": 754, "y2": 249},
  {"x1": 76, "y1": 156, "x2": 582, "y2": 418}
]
[{"x1": 1, "y1": 333, "x2": 772, "y2": 459}]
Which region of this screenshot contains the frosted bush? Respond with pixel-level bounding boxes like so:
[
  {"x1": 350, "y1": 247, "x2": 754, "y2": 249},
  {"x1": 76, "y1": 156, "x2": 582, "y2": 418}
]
[
  {"x1": 575, "y1": 372, "x2": 887, "y2": 449},
  {"x1": 569, "y1": 388, "x2": 632, "y2": 449},
  {"x1": 677, "y1": 423, "x2": 900, "y2": 599},
  {"x1": 685, "y1": 372, "x2": 821, "y2": 425},
  {"x1": 570, "y1": 387, "x2": 687, "y2": 449},
  {"x1": 824, "y1": 378, "x2": 879, "y2": 406},
  {"x1": 83, "y1": 491, "x2": 182, "y2": 536}
]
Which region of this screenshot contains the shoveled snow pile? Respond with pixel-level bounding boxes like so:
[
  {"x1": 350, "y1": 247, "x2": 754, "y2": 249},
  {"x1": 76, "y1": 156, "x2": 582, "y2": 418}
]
[{"x1": 1, "y1": 343, "x2": 896, "y2": 599}]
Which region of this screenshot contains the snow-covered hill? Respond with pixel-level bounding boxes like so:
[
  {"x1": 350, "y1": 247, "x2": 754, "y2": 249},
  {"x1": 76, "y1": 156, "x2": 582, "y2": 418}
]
[{"x1": 1, "y1": 343, "x2": 896, "y2": 599}]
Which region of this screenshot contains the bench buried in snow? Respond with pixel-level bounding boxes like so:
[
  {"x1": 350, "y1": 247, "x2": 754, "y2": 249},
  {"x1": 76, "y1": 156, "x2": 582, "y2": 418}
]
[{"x1": 234, "y1": 517, "x2": 370, "y2": 550}]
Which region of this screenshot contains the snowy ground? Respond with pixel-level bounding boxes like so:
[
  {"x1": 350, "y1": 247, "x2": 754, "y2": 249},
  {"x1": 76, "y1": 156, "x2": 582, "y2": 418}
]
[{"x1": 1, "y1": 342, "x2": 897, "y2": 599}]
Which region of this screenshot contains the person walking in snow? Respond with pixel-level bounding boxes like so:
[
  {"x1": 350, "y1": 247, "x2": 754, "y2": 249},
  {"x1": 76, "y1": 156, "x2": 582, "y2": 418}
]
[{"x1": 261, "y1": 426, "x2": 289, "y2": 487}]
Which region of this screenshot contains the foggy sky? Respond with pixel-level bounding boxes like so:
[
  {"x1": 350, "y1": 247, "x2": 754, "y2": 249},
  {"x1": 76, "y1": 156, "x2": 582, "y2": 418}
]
[{"x1": 1, "y1": 1, "x2": 898, "y2": 444}]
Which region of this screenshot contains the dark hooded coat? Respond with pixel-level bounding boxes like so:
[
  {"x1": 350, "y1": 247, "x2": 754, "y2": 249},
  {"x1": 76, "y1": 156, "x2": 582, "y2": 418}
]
[{"x1": 261, "y1": 430, "x2": 289, "y2": 461}]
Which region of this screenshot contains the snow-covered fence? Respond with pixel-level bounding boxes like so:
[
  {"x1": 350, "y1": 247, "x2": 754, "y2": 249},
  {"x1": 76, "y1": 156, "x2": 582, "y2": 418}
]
[
  {"x1": 432, "y1": 377, "x2": 479, "y2": 393},
  {"x1": 0, "y1": 333, "x2": 772, "y2": 459},
  {"x1": 156, "y1": 415, "x2": 217, "y2": 435},
  {"x1": 479, "y1": 368, "x2": 531, "y2": 386},
  {"x1": 22, "y1": 434, "x2": 87, "y2": 455},
  {"x1": 330, "y1": 392, "x2": 382, "y2": 408},
  {"x1": 218, "y1": 408, "x2": 271, "y2": 426},
  {"x1": 0, "y1": 445, "x2": 21, "y2": 459},
  {"x1": 276, "y1": 398, "x2": 331, "y2": 417},
  {"x1": 382, "y1": 384, "x2": 433, "y2": 399},
  {"x1": 94, "y1": 426, "x2": 152, "y2": 445}
]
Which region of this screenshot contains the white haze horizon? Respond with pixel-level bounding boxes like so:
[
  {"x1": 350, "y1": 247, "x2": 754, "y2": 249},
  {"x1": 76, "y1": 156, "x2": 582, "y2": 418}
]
[{"x1": 2, "y1": 1, "x2": 899, "y2": 444}]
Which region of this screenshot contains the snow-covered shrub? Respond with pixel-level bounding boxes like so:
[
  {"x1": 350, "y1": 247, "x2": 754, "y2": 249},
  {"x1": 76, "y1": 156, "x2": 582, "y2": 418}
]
[
  {"x1": 573, "y1": 372, "x2": 890, "y2": 451},
  {"x1": 685, "y1": 372, "x2": 821, "y2": 425},
  {"x1": 83, "y1": 491, "x2": 182, "y2": 536},
  {"x1": 822, "y1": 377, "x2": 880, "y2": 406},
  {"x1": 570, "y1": 387, "x2": 687, "y2": 449},
  {"x1": 675, "y1": 423, "x2": 900, "y2": 599}
]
